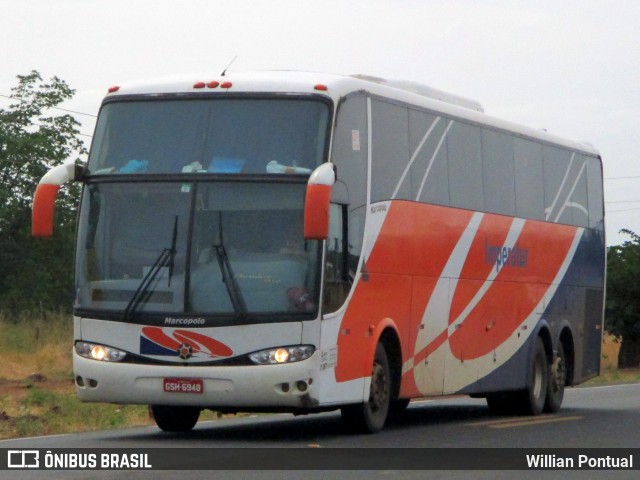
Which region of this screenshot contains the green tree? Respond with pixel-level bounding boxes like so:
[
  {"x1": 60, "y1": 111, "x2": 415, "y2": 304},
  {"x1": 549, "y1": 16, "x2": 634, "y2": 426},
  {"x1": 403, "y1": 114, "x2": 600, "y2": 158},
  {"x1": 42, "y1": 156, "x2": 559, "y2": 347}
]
[
  {"x1": 605, "y1": 229, "x2": 640, "y2": 368},
  {"x1": 0, "y1": 71, "x2": 86, "y2": 314}
]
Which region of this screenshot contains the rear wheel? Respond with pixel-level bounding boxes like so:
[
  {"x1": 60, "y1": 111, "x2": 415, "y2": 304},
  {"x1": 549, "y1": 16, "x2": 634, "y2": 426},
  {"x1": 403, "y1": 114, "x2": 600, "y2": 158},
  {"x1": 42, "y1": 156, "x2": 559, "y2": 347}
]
[
  {"x1": 516, "y1": 336, "x2": 549, "y2": 415},
  {"x1": 544, "y1": 342, "x2": 566, "y2": 413},
  {"x1": 341, "y1": 343, "x2": 391, "y2": 433},
  {"x1": 486, "y1": 337, "x2": 549, "y2": 416},
  {"x1": 151, "y1": 405, "x2": 200, "y2": 432}
]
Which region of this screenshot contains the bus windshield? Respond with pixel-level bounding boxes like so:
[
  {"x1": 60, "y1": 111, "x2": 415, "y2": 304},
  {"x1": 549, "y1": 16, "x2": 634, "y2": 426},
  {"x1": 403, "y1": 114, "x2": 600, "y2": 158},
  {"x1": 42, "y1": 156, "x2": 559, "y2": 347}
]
[
  {"x1": 75, "y1": 181, "x2": 320, "y2": 321},
  {"x1": 87, "y1": 97, "x2": 330, "y2": 175}
]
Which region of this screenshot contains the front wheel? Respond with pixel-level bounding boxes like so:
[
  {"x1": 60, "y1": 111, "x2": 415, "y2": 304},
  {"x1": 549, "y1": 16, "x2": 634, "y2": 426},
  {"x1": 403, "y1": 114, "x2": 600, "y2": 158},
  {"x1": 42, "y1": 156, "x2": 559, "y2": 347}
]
[
  {"x1": 341, "y1": 343, "x2": 391, "y2": 433},
  {"x1": 151, "y1": 405, "x2": 200, "y2": 433}
]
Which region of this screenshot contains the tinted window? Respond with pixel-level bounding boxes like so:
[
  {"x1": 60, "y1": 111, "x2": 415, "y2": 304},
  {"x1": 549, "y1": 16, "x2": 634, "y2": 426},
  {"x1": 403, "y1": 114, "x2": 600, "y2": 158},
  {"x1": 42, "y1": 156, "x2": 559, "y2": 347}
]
[
  {"x1": 326, "y1": 94, "x2": 369, "y2": 313},
  {"x1": 482, "y1": 129, "x2": 516, "y2": 216},
  {"x1": 543, "y1": 146, "x2": 586, "y2": 225},
  {"x1": 371, "y1": 100, "x2": 410, "y2": 202},
  {"x1": 448, "y1": 122, "x2": 483, "y2": 210},
  {"x1": 514, "y1": 138, "x2": 544, "y2": 220},
  {"x1": 586, "y1": 156, "x2": 604, "y2": 229},
  {"x1": 89, "y1": 98, "x2": 330, "y2": 175},
  {"x1": 569, "y1": 155, "x2": 589, "y2": 227},
  {"x1": 331, "y1": 94, "x2": 368, "y2": 260},
  {"x1": 409, "y1": 110, "x2": 450, "y2": 205},
  {"x1": 75, "y1": 182, "x2": 321, "y2": 319}
]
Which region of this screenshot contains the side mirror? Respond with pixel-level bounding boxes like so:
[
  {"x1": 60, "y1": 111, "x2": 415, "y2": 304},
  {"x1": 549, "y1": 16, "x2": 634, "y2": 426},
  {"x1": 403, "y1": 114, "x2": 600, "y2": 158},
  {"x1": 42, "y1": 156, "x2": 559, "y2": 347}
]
[
  {"x1": 304, "y1": 163, "x2": 336, "y2": 240},
  {"x1": 32, "y1": 162, "x2": 83, "y2": 237}
]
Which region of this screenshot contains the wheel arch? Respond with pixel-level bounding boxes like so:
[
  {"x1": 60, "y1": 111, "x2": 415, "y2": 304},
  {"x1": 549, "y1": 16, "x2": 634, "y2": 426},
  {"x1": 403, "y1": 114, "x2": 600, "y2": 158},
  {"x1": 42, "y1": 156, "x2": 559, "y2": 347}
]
[{"x1": 535, "y1": 320, "x2": 553, "y2": 366}]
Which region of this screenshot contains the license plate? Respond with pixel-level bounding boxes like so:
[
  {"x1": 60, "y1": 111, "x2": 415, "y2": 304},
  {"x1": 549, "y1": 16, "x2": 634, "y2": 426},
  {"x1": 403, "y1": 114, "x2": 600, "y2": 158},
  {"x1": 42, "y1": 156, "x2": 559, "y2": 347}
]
[{"x1": 163, "y1": 378, "x2": 204, "y2": 394}]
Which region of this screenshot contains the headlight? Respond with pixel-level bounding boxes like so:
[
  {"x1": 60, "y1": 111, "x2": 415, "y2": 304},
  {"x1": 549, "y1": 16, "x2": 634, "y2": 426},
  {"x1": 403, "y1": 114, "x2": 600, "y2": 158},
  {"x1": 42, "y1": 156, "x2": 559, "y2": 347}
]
[
  {"x1": 249, "y1": 345, "x2": 315, "y2": 365},
  {"x1": 75, "y1": 341, "x2": 127, "y2": 362}
]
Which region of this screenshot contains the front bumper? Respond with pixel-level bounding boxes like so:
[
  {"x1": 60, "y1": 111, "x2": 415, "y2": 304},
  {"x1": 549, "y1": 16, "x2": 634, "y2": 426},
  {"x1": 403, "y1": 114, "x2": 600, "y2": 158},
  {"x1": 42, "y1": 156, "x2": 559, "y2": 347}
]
[{"x1": 73, "y1": 350, "x2": 320, "y2": 410}]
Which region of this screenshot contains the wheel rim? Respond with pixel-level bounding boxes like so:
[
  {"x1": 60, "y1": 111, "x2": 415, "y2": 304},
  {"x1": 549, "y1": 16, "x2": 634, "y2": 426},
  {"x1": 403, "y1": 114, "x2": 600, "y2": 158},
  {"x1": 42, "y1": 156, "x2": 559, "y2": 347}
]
[
  {"x1": 553, "y1": 354, "x2": 566, "y2": 393},
  {"x1": 369, "y1": 362, "x2": 389, "y2": 414}
]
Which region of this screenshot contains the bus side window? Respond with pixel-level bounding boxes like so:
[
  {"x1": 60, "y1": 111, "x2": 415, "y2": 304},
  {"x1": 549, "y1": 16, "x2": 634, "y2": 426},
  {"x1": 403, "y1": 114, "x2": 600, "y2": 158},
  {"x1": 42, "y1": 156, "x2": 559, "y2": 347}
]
[{"x1": 323, "y1": 203, "x2": 351, "y2": 314}]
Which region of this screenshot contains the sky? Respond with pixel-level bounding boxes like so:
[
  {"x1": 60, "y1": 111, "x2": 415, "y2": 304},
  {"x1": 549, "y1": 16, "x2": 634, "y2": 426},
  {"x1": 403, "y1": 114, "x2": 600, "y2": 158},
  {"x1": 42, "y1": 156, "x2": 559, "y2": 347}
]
[{"x1": 1, "y1": 0, "x2": 639, "y2": 245}]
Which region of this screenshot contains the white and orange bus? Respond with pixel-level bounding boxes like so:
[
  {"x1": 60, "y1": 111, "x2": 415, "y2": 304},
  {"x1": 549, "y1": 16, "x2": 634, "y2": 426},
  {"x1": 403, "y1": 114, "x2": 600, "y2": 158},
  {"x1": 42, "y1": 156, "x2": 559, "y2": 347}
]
[{"x1": 32, "y1": 71, "x2": 605, "y2": 433}]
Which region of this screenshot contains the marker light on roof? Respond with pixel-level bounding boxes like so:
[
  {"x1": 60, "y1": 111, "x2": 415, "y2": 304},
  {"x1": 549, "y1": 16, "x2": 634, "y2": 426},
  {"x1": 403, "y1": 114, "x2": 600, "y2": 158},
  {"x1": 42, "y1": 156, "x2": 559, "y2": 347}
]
[
  {"x1": 221, "y1": 81, "x2": 233, "y2": 89},
  {"x1": 193, "y1": 82, "x2": 206, "y2": 89},
  {"x1": 207, "y1": 81, "x2": 220, "y2": 88},
  {"x1": 108, "y1": 86, "x2": 120, "y2": 93},
  {"x1": 314, "y1": 84, "x2": 328, "y2": 91}
]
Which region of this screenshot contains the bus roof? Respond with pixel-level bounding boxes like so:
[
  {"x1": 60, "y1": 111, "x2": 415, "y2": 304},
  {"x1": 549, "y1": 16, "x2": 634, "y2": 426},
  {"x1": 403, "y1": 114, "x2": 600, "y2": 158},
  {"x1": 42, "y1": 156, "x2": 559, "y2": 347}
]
[{"x1": 105, "y1": 70, "x2": 600, "y2": 157}]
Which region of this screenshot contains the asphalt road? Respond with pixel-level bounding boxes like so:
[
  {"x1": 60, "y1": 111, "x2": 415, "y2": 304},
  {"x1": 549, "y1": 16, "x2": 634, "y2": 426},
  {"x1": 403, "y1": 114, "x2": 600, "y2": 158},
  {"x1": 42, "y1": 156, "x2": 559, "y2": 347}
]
[{"x1": 2, "y1": 383, "x2": 640, "y2": 479}]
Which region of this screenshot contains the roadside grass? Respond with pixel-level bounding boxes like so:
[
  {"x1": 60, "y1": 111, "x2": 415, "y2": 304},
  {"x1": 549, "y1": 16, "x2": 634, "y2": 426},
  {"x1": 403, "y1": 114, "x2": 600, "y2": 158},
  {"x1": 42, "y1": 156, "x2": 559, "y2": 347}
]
[
  {"x1": 584, "y1": 336, "x2": 640, "y2": 385},
  {"x1": 0, "y1": 311, "x2": 150, "y2": 439},
  {"x1": 0, "y1": 387, "x2": 152, "y2": 439},
  {"x1": 0, "y1": 312, "x2": 218, "y2": 440},
  {"x1": 0, "y1": 310, "x2": 72, "y2": 382},
  {"x1": 584, "y1": 368, "x2": 640, "y2": 386},
  {"x1": 0, "y1": 312, "x2": 638, "y2": 439}
]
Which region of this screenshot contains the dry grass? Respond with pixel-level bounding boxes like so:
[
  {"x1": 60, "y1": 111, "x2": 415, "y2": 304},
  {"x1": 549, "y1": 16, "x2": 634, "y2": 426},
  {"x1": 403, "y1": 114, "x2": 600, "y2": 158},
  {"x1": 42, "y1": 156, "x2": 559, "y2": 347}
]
[
  {"x1": 0, "y1": 311, "x2": 72, "y2": 381},
  {"x1": 585, "y1": 333, "x2": 640, "y2": 386},
  {"x1": 600, "y1": 333, "x2": 621, "y2": 371},
  {"x1": 0, "y1": 312, "x2": 221, "y2": 439},
  {"x1": 0, "y1": 312, "x2": 155, "y2": 439}
]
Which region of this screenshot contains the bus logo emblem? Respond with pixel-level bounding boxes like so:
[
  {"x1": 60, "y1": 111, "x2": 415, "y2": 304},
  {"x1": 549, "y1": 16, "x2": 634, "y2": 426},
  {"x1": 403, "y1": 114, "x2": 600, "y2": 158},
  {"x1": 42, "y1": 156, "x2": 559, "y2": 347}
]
[{"x1": 177, "y1": 343, "x2": 193, "y2": 360}]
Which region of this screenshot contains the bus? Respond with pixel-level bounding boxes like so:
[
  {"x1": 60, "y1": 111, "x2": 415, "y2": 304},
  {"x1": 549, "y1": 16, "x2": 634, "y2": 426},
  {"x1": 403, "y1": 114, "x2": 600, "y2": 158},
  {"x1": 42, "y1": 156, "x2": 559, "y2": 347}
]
[{"x1": 32, "y1": 71, "x2": 605, "y2": 433}]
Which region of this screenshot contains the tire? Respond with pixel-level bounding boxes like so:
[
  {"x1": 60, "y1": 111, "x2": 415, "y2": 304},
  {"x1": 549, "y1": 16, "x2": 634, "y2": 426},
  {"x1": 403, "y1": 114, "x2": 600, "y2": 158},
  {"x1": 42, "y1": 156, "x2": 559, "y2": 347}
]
[
  {"x1": 544, "y1": 342, "x2": 566, "y2": 413},
  {"x1": 516, "y1": 336, "x2": 549, "y2": 415},
  {"x1": 388, "y1": 398, "x2": 411, "y2": 421},
  {"x1": 341, "y1": 343, "x2": 391, "y2": 433},
  {"x1": 486, "y1": 337, "x2": 549, "y2": 416},
  {"x1": 151, "y1": 405, "x2": 201, "y2": 433}
]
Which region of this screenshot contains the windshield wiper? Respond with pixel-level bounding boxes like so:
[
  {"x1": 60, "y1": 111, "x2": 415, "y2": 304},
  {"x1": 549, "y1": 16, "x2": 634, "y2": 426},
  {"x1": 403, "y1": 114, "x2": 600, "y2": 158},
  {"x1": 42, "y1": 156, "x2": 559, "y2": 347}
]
[
  {"x1": 124, "y1": 216, "x2": 178, "y2": 321},
  {"x1": 212, "y1": 212, "x2": 248, "y2": 317}
]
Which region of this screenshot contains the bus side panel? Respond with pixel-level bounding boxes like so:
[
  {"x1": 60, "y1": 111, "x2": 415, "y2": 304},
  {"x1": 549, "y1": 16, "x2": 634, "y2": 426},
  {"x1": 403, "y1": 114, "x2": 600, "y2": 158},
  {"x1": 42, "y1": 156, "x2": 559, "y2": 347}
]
[
  {"x1": 415, "y1": 210, "x2": 583, "y2": 395},
  {"x1": 334, "y1": 200, "x2": 600, "y2": 399},
  {"x1": 334, "y1": 202, "x2": 472, "y2": 386},
  {"x1": 334, "y1": 273, "x2": 413, "y2": 382},
  {"x1": 461, "y1": 227, "x2": 604, "y2": 393}
]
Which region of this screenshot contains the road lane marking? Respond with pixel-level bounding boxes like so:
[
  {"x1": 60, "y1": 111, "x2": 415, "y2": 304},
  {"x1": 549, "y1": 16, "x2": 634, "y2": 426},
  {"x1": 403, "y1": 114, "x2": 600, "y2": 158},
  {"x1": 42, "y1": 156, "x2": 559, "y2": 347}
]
[
  {"x1": 467, "y1": 415, "x2": 556, "y2": 426},
  {"x1": 467, "y1": 415, "x2": 582, "y2": 429},
  {"x1": 488, "y1": 415, "x2": 582, "y2": 428}
]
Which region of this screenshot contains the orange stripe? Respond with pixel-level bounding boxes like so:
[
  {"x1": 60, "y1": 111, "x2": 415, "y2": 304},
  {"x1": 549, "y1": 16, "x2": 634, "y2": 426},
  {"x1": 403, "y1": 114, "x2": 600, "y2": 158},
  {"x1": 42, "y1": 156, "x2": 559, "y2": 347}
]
[
  {"x1": 448, "y1": 220, "x2": 578, "y2": 360},
  {"x1": 448, "y1": 215, "x2": 512, "y2": 322},
  {"x1": 336, "y1": 202, "x2": 471, "y2": 382}
]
